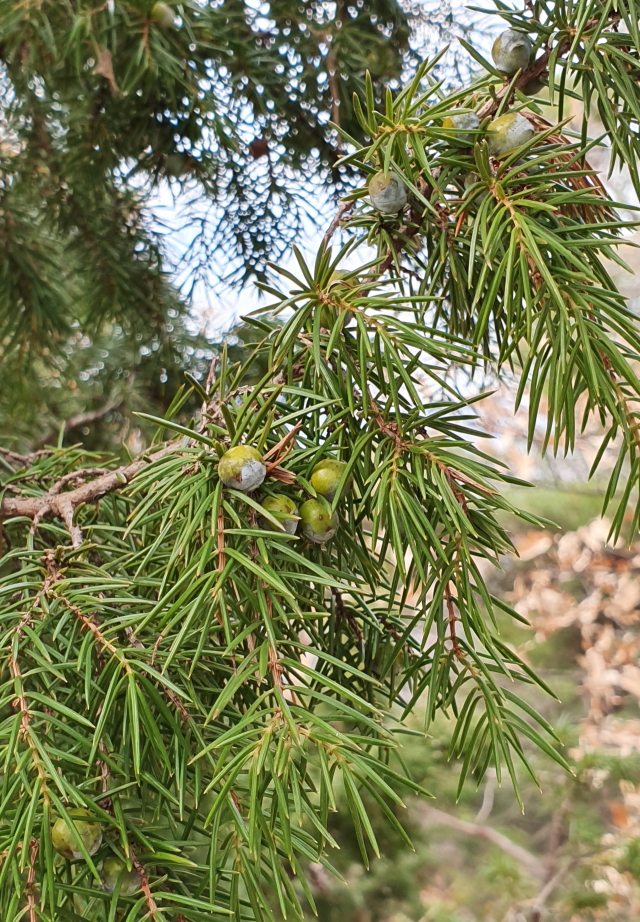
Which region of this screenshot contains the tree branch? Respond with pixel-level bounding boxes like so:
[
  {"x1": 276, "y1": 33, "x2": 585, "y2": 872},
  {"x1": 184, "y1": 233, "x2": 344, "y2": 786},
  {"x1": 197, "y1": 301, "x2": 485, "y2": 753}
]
[
  {"x1": 477, "y1": 9, "x2": 622, "y2": 121},
  {"x1": 0, "y1": 447, "x2": 54, "y2": 467},
  {"x1": 530, "y1": 859, "x2": 576, "y2": 921},
  {"x1": 375, "y1": 19, "x2": 619, "y2": 279},
  {"x1": 0, "y1": 441, "x2": 182, "y2": 534},
  {"x1": 416, "y1": 804, "x2": 545, "y2": 880},
  {"x1": 36, "y1": 400, "x2": 121, "y2": 450},
  {"x1": 66, "y1": 402, "x2": 121, "y2": 433}
]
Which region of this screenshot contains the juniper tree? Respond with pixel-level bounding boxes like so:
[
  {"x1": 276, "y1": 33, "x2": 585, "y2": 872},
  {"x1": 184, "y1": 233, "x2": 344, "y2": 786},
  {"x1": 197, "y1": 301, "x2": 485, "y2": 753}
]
[{"x1": 3, "y1": 0, "x2": 640, "y2": 921}]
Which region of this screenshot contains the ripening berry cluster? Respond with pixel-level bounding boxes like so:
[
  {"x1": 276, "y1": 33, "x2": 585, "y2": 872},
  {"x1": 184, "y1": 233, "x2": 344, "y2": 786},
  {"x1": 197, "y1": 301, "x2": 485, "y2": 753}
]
[
  {"x1": 50, "y1": 811, "x2": 142, "y2": 897},
  {"x1": 218, "y1": 447, "x2": 353, "y2": 545},
  {"x1": 368, "y1": 30, "x2": 536, "y2": 216},
  {"x1": 216, "y1": 28, "x2": 535, "y2": 542}
]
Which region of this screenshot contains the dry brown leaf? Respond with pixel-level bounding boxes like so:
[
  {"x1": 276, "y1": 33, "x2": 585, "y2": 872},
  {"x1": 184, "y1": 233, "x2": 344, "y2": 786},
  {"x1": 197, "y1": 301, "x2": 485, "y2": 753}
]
[
  {"x1": 515, "y1": 530, "x2": 553, "y2": 561},
  {"x1": 94, "y1": 47, "x2": 119, "y2": 95},
  {"x1": 609, "y1": 801, "x2": 631, "y2": 829}
]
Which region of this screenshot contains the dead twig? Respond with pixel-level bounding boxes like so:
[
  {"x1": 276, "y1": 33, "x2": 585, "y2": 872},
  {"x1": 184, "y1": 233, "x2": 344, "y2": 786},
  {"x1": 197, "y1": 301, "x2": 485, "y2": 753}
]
[
  {"x1": 416, "y1": 804, "x2": 545, "y2": 880},
  {"x1": 36, "y1": 401, "x2": 120, "y2": 450},
  {"x1": 322, "y1": 199, "x2": 355, "y2": 248}
]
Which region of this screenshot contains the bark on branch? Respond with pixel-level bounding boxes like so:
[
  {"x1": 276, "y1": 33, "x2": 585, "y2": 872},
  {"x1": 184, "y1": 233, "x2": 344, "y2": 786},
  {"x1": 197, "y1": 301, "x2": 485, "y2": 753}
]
[{"x1": 0, "y1": 441, "x2": 182, "y2": 548}]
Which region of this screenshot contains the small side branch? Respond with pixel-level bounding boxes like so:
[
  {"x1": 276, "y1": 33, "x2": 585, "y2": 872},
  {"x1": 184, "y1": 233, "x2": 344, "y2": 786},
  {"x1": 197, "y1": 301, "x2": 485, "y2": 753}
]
[
  {"x1": 131, "y1": 851, "x2": 161, "y2": 922},
  {"x1": 56, "y1": 495, "x2": 84, "y2": 550},
  {"x1": 26, "y1": 838, "x2": 38, "y2": 922},
  {"x1": 97, "y1": 740, "x2": 114, "y2": 815},
  {"x1": 0, "y1": 447, "x2": 54, "y2": 467},
  {"x1": 125, "y1": 627, "x2": 190, "y2": 723},
  {"x1": 417, "y1": 804, "x2": 545, "y2": 880},
  {"x1": 216, "y1": 504, "x2": 226, "y2": 576},
  {"x1": 8, "y1": 585, "x2": 52, "y2": 787},
  {"x1": 322, "y1": 199, "x2": 354, "y2": 248},
  {"x1": 332, "y1": 587, "x2": 363, "y2": 641},
  {"x1": 0, "y1": 440, "x2": 182, "y2": 544}
]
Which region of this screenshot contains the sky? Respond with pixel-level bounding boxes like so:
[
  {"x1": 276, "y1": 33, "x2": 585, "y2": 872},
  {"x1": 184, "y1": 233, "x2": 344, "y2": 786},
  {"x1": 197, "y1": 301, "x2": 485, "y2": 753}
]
[
  {"x1": 154, "y1": 0, "x2": 490, "y2": 342},
  {"x1": 158, "y1": 0, "x2": 640, "y2": 344}
]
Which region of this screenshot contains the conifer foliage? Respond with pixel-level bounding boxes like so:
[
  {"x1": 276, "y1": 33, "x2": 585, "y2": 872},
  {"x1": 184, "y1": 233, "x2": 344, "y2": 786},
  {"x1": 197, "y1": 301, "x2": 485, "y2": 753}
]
[
  {"x1": 0, "y1": 0, "x2": 412, "y2": 446},
  {"x1": 3, "y1": 1, "x2": 640, "y2": 920}
]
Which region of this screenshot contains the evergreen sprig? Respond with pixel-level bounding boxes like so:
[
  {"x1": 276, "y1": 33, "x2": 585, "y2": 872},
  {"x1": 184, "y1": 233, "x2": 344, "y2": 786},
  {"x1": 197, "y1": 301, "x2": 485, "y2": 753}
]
[{"x1": 2, "y1": 1, "x2": 640, "y2": 920}]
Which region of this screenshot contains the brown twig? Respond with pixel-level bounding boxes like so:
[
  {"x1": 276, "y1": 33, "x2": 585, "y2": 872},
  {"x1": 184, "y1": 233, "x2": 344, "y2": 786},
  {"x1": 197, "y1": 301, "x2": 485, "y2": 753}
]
[
  {"x1": 66, "y1": 598, "x2": 133, "y2": 674},
  {"x1": 0, "y1": 440, "x2": 182, "y2": 545},
  {"x1": 322, "y1": 199, "x2": 355, "y2": 249},
  {"x1": 57, "y1": 495, "x2": 84, "y2": 550},
  {"x1": 0, "y1": 447, "x2": 54, "y2": 467},
  {"x1": 216, "y1": 504, "x2": 225, "y2": 576},
  {"x1": 151, "y1": 633, "x2": 164, "y2": 667},
  {"x1": 7, "y1": 557, "x2": 58, "y2": 786},
  {"x1": 50, "y1": 584, "x2": 191, "y2": 728},
  {"x1": 48, "y1": 468, "x2": 111, "y2": 494},
  {"x1": 268, "y1": 644, "x2": 284, "y2": 691},
  {"x1": 416, "y1": 803, "x2": 545, "y2": 879},
  {"x1": 157, "y1": 870, "x2": 188, "y2": 922},
  {"x1": 369, "y1": 398, "x2": 406, "y2": 451},
  {"x1": 9, "y1": 644, "x2": 48, "y2": 787},
  {"x1": 25, "y1": 838, "x2": 39, "y2": 922},
  {"x1": 332, "y1": 587, "x2": 363, "y2": 641},
  {"x1": 97, "y1": 740, "x2": 114, "y2": 815},
  {"x1": 260, "y1": 591, "x2": 284, "y2": 690},
  {"x1": 445, "y1": 583, "x2": 463, "y2": 660},
  {"x1": 131, "y1": 852, "x2": 161, "y2": 922},
  {"x1": 9, "y1": 645, "x2": 41, "y2": 754}
]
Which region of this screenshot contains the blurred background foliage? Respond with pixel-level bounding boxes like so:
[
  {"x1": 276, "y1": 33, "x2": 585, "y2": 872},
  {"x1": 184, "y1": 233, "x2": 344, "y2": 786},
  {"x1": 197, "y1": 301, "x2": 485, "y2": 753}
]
[
  {"x1": 298, "y1": 503, "x2": 640, "y2": 922},
  {"x1": 0, "y1": 0, "x2": 466, "y2": 452}
]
